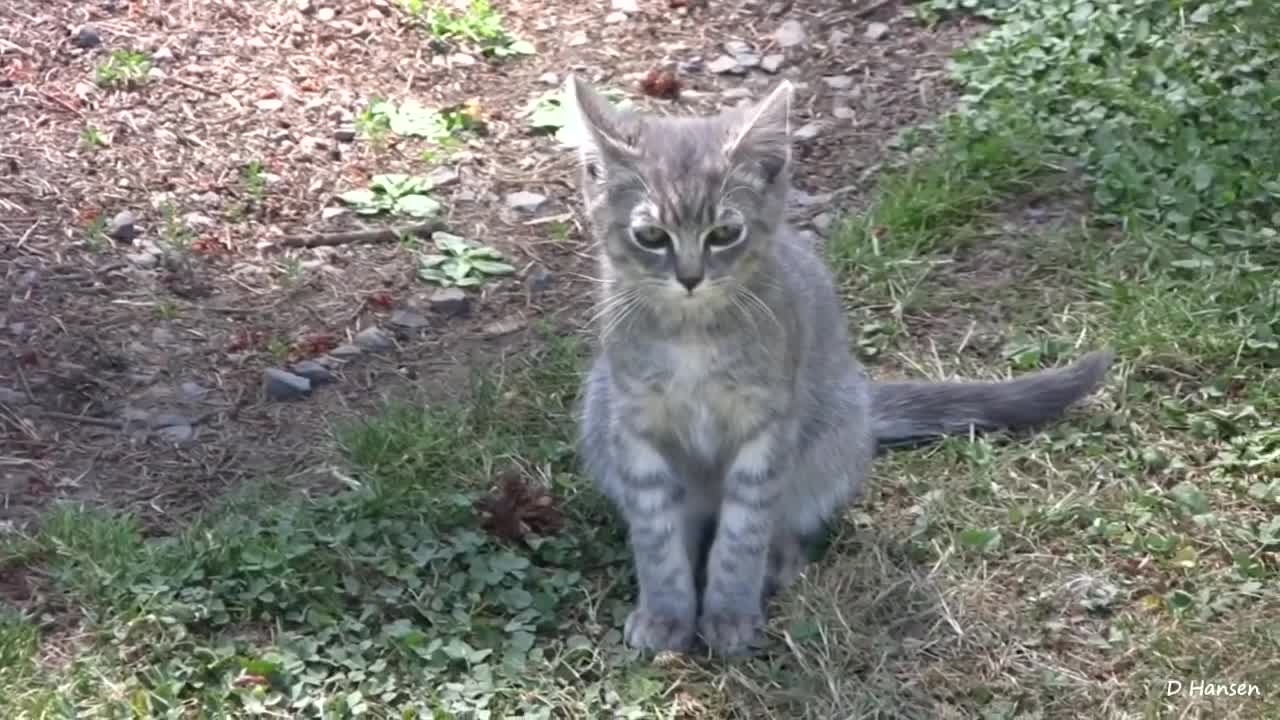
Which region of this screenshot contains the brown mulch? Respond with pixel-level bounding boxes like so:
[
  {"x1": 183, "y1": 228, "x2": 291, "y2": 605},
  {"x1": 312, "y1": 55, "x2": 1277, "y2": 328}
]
[{"x1": 0, "y1": 0, "x2": 982, "y2": 538}]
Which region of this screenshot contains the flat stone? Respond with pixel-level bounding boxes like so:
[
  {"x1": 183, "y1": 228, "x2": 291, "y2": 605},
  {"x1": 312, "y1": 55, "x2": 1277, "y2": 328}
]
[
  {"x1": 156, "y1": 424, "x2": 195, "y2": 444},
  {"x1": 0, "y1": 387, "x2": 27, "y2": 405},
  {"x1": 774, "y1": 19, "x2": 807, "y2": 48},
  {"x1": 760, "y1": 54, "x2": 785, "y2": 74},
  {"x1": 611, "y1": 0, "x2": 639, "y2": 12},
  {"x1": 813, "y1": 212, "x2": 835, "y2": 233},
  {"x1": 723, "y1": 40, "x2": 752, "y2": 56},
  {"x1": 107, "y1": 210, "x2": 138, "y2": 241},
  {"x1": 424, "y1": 166, "x2": 460, "y2": 189},
  {"x1": 833, "y1": 105, "x2": 856, "y2": 120},
  {"x1": 353, "y1": 326, "x2": 395, "y2": 352},
  {"x1": 256, "y1": 98, "x2": 284, "y2": 111},
  {"x1": 604, "y1": 11, "x2": 627, "y2": 23},
  {"x1": 329, "y1": 343, "x2": 363, "y2": 358},
  {"x1": 449, "y1": 53, "x2": 477, "y2": 65},
  {"x1": 429, "y1": 287, "x2": 471, "y2": 317},
  {"x1": 505, "y1": 191, "x2": 548, "y2": 214},
  {"x1": 333, "y1": 126, "x2": 357, "y2": 142},
  {"x1": 539, "y1": 72, "x2": 558, "y2": 85},
  {"x1": 483, "y1": 317, "x2": 527, "y2": 337},
  {"x1": 389, "y1": 309, "x2": 430, "y2": 329},
  {"x1": 794, "y1": 122, "x2": 823, "y2": 141},
  {"x1": 316, "y1": 7, "x2": 336, "y2": 21},
  {"x1": 823, "y1": 75, "x2": 854, "y2": 90},
  {"x1": 707, "y1": 55, "x2": 744, "y2": 75},
  {"x1": 264, "y1": 368, "x2": 312, "y2": 400},
  {"x1": 180, "y1": 381, "x2": 208, "y2": 400},
  {"x1": 72, "y1": 25, "x2": 102, "y2": 49},
  {"x1": 864, "y1": 22, "x2": 890, "y2": 41},
  {"x1": 321, "y1": 206, "x2": 349, "y2": 221},
  {"x1": 734, "y1": 52, "x2": 761, "y2": 69},
  {"x1": 289, "y1": 359, "x2": 335, "y2": 385},
  {"x1": 152, "y1": 47, "x2": 174, "y2": 63}
]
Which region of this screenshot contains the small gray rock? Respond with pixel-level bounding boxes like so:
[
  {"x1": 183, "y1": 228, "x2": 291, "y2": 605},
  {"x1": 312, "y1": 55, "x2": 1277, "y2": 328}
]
[
  {"x1": 864, "y1": 22, "x2": 890, "y2": 41},
  {"x1": 761, "y1": 54, "x2": 785, "y2": 74},
  {"x1": 290, "y1": 359, "x2": 335, "y2": 385},
  {"x1": 505, "y1": 190, "x2": 548, "y2": 214},
  {"x1": 72, "y1": 25, "x2": 102, "y2": 49},
  {"x1": 611, "y1": 0, "x2": 639, "y2": 12},
  {"x1": 333, "y1": 126, "x2": 357, "y2": 142},
  {"x1": 425, "y1": 166, "x2": 460, "y2": 189},
  {"x1": 152, "y1": 47, "x2": 174, "y2": 63},
  {"x1": 823, "y1": 75, "x2": 854, "y2": 90},
  {"x1": 483, "y1": 317, "x2": 527, "y2": 337},
  {"x1": 329, "y1": 343, "x2": 363, "y2": 358},
  {"x1": 264, "y1": 368, "x2": 312, "y2": 400},
  {"x1": 526, "y1": 267, "x2": 554, "y2": 299},
  {"x1": 707, "y1": 55, "x2": 744, "y2": 75},
  {"x1": 0, "y1": 387, "x2": 27, "y2": 405},
  {"x1": 429, "y1": 287, "x2": 471, "y2": 317},
  {"x1": 734, "y1": 52, "x2": 761, "y2": 69},
  {"x1": 833, "y1": 105, "x2": 856, "y2": 120},
  {"x1": 794, "y1": 122, "x2": 823, "y2": 141},
  {"x1": 604, "y1": 11, "x2": 627, "y2": 23},
  {"x1": 389, "y1": 309, "x2": 430, "y2": 329},
  {"x1": 107, "y1": 210, "x2": 138, "y2": 241},
  {"x1": 723, "y1": 40, "x2": 752, "y2": 56},
  {"x1": 180, "y1": 381, "x2": 208, "y2": 400},
  {"x1": 316, "y1": 6, "x2": 336, "y2": 21},
  {"x1": 353, "y1": 326, "x2": 395, "y2": 352},
  {"x1": 813, "y1": 212, "x2": 835, "y2": 234},
  {"x1": 678, "y1": 58, "x2": 704, "y2": 74},
  {"x1": 321, "y1": 206, "x2": 349, "y2": 221},
  {"x1": 775, "y1": 20, "x2": 807, "y2": 48},
  {"x1": 539, "y1": 72, "x2": 559, "y2": 85},
  {"x1": 156, "y1": 424, "x2": 195, "y2": 444}
]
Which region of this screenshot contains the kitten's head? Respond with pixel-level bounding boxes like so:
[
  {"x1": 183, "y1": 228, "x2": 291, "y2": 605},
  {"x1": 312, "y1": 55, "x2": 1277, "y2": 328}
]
[{"x1": 566, "y1": 75, "x2": 793, "y2": 319}]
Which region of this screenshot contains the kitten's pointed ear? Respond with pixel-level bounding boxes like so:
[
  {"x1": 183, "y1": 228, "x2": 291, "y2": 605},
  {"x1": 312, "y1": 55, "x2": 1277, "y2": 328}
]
[
  {"x1": 723, "y1": 80, "x2": 793, "y2": 182},
  {"x1": 564, "y1": 74, "x2": 640, "y2": 174}
]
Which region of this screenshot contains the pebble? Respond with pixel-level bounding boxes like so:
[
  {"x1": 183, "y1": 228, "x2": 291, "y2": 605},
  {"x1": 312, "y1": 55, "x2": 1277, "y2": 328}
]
[
  {"x1": 483, "y1": 318, "x2": 527, "y2": 337},
  {"x1": 256, "y1": 98, "x2": 284, "y2": 111},
  {"x1": 794, "y1": 122, "x2": 823, "y2": 141},
  {"x1": 126, "y1": 251, "x2": 160, "y2": 268},
  {"x1": 823, "y1": 75, "x2": 854, "y2": 90},
  {"x1": 707, "y1": 55, "x2": 744, "y2": 75},
  {"x1": 321, "y1": 206, "x2": 349, "y2": 221},
  {"x1": 505, "y1": 190, "x2": 548, "y2": 214},
  {"x1": 775, "y1": 19, "x2": 807, "y2": 48},
  {"x1": 353, "y1": 326, "x2": 395, "y2": 352},
  {"x1": 180, "y1": 381, "x2": 209, "y2": 400},
  {"x1": 678, "y1": 57, "x2": 704, "y2": 74},
  {"x1": 329, "y1": 343, "x2": 363, "y2": 358},
  {"x1": 539, "y1": 72, "x2": 559, "y2": 85},
  {"x1": 316, "y1": 7, "x2": 336, "y2": 21},
  {"x1": 429, "y1": 287, "x2": 471, "y2": 317},
  {"x1": 263, "y1": 368, "x2": 312, "y2": 401},
  {"x1": 0, "y1": 387, "x2": 27, "y2": 405},
  {"x1": 72, "y1": 25, "x2": 102, "y2": 49},
  {"x1": 865, "y1": 22, "x2": 890, "y2": 41},
  {"x1": 734, "y1": 52, "x2": 761, "y2": 70},
  {"x1": 333, "y1": 126, "x2": 357, "y2": 142},
  {"x1": 526, "y1": 267, "x2": 554, "y2": 298},
  {"x1": 761, "y1": 54, "x2": 785, "y2": 74},
  {"x1": 152, "y1": 47, "x2": 174, "y2": 63},
  {"x1": 107, "y1": 210, "x2": 138, "y2": 241},
  {"x1": 290, "y1": 359, "x2": 335, "y2": 385},
  {"x1": 156, "y1": 424, "x2": 195, "y2": 444},
  {"x1": 833, "y1": 105, "x2": 856, "y2": 120},
  {"x1": 389, "y1": 309, "x2": 431, "y2": 329},
  {"x1": 605, "y1": 11, "x2": 627, "y2": 23},
  {"x1": 424, "y1": 166, "x2": 460, "y2": 189},
  {"x1": 813, "y1": 212, "x2": 835, "y2": 234},
  {"x1": 449, "y1": 53, "x2": 477, "y2": 66},
  {"x1": 611, "y1": 0, "x2": 639, "y2": 12}
]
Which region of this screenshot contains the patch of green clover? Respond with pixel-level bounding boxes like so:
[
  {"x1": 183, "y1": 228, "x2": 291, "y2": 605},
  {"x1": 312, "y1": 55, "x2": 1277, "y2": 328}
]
[
  {"x1": 400, "y1": 0, "x2": 535, "y2": 59},
  {"x1": 417, "y1": 232, "x2": 516, "y2": 288},
  {"x1": 339, "y1": 174, "x2": 442, "y2": 218},
  {"x1": 94, "y1": 49, "x2": 151, "y2": 89}
]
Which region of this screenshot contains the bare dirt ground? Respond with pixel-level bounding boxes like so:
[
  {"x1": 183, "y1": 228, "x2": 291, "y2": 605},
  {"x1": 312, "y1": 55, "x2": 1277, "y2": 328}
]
[{"x1": 1, "y1": 0, "x2": 980, "y2": 534}]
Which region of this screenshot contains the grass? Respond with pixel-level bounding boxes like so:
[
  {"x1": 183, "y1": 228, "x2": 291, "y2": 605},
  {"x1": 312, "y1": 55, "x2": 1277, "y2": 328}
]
[
  {"x1": 94, "y1": 49, "x2": 151, "y2": 89},
  {"x1": 5, "y1": 0, "x2": 1280, "y2": 717}
]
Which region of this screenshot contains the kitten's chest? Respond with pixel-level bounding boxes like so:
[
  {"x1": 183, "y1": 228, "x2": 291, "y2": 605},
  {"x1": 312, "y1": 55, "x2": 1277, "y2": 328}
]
[{"x1": 620, "y1": 338, "x2": 777, "y2": 460}]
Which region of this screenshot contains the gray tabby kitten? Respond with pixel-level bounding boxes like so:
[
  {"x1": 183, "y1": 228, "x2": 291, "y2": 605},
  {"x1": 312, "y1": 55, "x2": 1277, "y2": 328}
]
[{"x1": 568, "y1": 76, "x2": 1113, "y2": 656}]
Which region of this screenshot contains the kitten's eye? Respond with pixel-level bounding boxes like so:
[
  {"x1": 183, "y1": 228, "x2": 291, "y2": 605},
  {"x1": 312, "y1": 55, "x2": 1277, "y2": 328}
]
[
  {"x1": 704, "y1": 223, "x2": 745, "y2": 249},
  {"x1": 630, "y1": 225, "x2": 672, "y2": 251}
]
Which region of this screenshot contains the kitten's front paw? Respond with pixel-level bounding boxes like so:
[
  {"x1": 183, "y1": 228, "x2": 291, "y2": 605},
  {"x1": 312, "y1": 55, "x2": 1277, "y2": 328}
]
[
  {"x1": 624, "y1": 607, "x2": 696, "y2": 652},
  {"x1": 698, "y1": 608, "x2": 766, "y2": 656}
]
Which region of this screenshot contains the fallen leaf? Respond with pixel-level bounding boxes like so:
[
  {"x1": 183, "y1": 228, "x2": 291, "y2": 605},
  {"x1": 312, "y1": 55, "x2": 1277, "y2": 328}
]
[
  {"x1": 639, "y1": 68, "x2": 681, "y2": 100},
  {"x1": 475, "y1": 470, "x2": 565, "y2": 544}
]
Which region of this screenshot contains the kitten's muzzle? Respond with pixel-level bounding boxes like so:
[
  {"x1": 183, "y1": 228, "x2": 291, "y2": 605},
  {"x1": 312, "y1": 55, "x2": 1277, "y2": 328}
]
[{"x1": 676, "y1": 270, "x2": 704, "y2": 293}]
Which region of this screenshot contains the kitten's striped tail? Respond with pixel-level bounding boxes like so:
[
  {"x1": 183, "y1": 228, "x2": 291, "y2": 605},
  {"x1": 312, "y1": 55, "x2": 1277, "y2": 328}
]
[{"x1": 871, "y1": 350, "x2": 1114, "y2": 450}]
